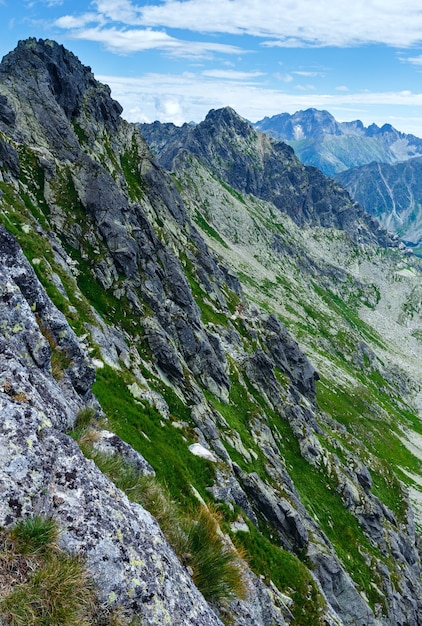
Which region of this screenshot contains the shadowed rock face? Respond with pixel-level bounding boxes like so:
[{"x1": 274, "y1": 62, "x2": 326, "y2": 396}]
[
  {"x1": 0, "y1": 38, "x2": 122, "y2": 165},
  {"x1": 0, "y1": 38, "x2": 422, "y2": 626},
  {"x1": 335, "y1": 158, "x2": 422, "y2": 255},
  {"x1": 140, "y1": 107, "x2": 396, "y2": 246}
]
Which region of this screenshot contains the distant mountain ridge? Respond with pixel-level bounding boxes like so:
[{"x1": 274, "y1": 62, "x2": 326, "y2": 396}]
[
  {"x1": 335, "y1": 157, "x2": 422, "y2": 255},
  {"x1": 140, "y1": 107, "x2": 394, "y2": 246},
  {"x1": 253, "y1": 108, "x2": 422, "y2": 176}
]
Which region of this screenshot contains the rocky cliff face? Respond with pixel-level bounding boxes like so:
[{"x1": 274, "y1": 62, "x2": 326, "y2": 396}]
[
  {"x1": 0, "y1": 226, "x2": 227, "y2": 626},
  {"x1": 335, "y1": 157, "x2": 422, "y2": 256},
  {"x1": 0, "y1": 38, "x2": 422, "y2": 626}
]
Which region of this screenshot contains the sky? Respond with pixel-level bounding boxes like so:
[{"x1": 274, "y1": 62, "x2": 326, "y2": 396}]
[{"x1": 3, "y1": 1, "x2": 422, "y2": 135}]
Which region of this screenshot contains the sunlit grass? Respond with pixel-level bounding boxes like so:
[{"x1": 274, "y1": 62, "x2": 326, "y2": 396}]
[{"x1": 0, "y1": 517, "x2": 96, "y2": 626}]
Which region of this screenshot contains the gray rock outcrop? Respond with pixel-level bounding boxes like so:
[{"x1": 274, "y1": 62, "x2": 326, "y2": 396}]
[{"x1": 0, "y1": 225, "x2": 224, "y2": 625}]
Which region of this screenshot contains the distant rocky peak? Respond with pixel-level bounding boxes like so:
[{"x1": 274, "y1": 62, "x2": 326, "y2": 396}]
[
  {"x1": 292, "y1": 108, "x2": 342, "y2": 138},
  {"x1": 254, "y1": 108, "x2": 343, "y2": 140},
  {"x1": 204, "y1": 106, "x2": 254, "y2": 137}
]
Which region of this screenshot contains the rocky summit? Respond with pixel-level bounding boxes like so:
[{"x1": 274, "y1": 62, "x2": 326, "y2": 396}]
[
  {"x1": 253, "y1": 108, "x2": 422, "y2": 176},
  {"x1": 0, "y1": 38, "x2": 422, "y2": 626}
]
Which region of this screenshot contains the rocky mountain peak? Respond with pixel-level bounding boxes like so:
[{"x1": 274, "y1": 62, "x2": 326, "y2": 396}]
[
  {"x1": 254, "y1": 108, "x2": 343, "y2": 141},
  {"x1": 1, "y1": 38, "x2": 95, "y2": 119},
  {"x1": 204, "y1": 106, "x2": 253, "y2": 136},
  {"x1": 141, "y1": 108, "x2": 395, "y2": 245},
  {"x1": 0, "y1": 38, "x2": 122, "y2": 153}
]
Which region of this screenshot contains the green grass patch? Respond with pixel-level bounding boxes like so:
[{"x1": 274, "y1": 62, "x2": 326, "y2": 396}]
[
  {"x1": 119, "y1": 136, "x2": 145, "y2": 201},
  {"x1": 0, "y1": 517, "x2": 98, "y2": 626},
  {"x1": 220, "y1": 180, "x2": 246, "y2": 205},
  {"x1": 92, "y1": 365, "x2": 215, "y2": 506},
  {"x1": 235, "y1": 523, "x2": 325, "y2": 625},
  {"x1": 0, "y1": 180, "x2": 97, "y2": 338},
  {"x1": 312, "y1": 282, "x2": 386, "y2": 350},
  {"x1": 203, "y1": 373, "x2": 267, "y2": 477},
  {"x1": 193, "y1": 209, "x2": 229, "y2": 248},
  {"x1": 263, "y1": 409, "x2": 389, "y2": 610},
  {"x1": 9, "y1": 516, "x2": 58, "y2": 556},
  {"x1": 317, "y1": 377, "x2": 422, "y2": 477}
]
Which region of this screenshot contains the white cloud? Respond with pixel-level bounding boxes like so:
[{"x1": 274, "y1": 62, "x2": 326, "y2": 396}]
[
  {"x1": 405, "y1": 55, "x2": 422, "y2": 66},
  {"x1": 25, "y1": 0, "x2": 63, "y2": 7},
  {"x1": 55, "y1": 14, "x2": 100, "y2": 29},
  {"x1": 202, "y1": 69, "x2": 264, "y2": 80},
  {"x1": 64, "y1": 26, "x2": 244, "y2": 57},
  {"x1": 98, "y1": 70, "x2": 422, "y2": 131},
  {"x1": 55, "y1": 1, "x2": 422, "y2": 49},
  {"x1": 274, "y1": 72, "x2": 294, "y2": 83},
  {"x1": 133, "y1": 0, "x2": 422, "y2": 48},
  {"x1": 293, "y1": 71, "x2": 325, "y2": 78},
  {"x1": 93, "y1": 0, "x2": 143, "y2": 24},
  {"x1": 295, "y1": 84, "x2": 316, "y2": 91}
]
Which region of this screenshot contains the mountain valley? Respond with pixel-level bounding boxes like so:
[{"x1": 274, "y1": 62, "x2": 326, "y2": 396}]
[{"x1": 0, "y1": 39, "x2": 421, "y2": 626}]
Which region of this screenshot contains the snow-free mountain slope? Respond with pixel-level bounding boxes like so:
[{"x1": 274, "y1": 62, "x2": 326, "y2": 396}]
[
  {"x1": 252, "y1": 107, "x2": 422, "y2": 254},
  {"x1": 140, "y1": 107, "x2": 394, "y2": 246},
  {"x1": 253, "y1": 108, "x2": 422, "y2": 176},
  {"x1": 0, "y1": 39, "x2": 421, "y2": 626},
  {"x1": 335, "y1": 158, "x2": 422, "y2": 256}
]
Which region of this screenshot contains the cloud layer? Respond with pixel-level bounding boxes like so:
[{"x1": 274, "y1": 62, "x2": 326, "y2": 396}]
[
  {"x1": 100, "y1": 69, "x2": 422, "y2": 131},
  {"x1": 55, "y1": 0, "x2": 422, "y2": 54}
]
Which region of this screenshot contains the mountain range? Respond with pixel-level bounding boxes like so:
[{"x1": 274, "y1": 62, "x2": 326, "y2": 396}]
[
  {"x1": 335, "y1": 158, "x2": 422, "y2": 256},
  {"x1": 1, "y1": 38, "x2": 422, "y2": 626},
  {"x1": 253, "y1": 108, "x2": 422, "y2": 255},
  {"x1": 253, "y1": 108, "x2": 422, "y2": 176}
]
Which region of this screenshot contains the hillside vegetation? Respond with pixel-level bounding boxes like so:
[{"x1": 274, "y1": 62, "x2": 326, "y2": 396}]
[{"x1": 0, "y1": 38, "x2": 421, "y2": 626}]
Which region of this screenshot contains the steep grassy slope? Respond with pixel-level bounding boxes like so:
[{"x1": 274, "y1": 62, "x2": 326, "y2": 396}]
[
  {"x1": 1, "y1": 39, "x2": 422, "y2": 626},
  {"x1": 167, "y1": 149, "x2": 422, "y2": 505},
  {"x1": 143, "y1": 117, "x2": 422, "y2": 621}
]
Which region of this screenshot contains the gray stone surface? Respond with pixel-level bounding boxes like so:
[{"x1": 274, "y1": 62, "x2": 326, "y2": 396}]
[{"x1": 0, "y1": 227, "x2": 223, "y2": 625}]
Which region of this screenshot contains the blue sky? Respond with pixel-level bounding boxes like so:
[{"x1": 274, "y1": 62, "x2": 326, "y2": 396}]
[{"x1": 3, "y1": 1, "x2": 422, "y2": 135}]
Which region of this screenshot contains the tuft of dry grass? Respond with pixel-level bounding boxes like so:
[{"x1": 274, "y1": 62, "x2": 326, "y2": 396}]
[
  {"x1": 0, "y1": 551, "x2": 96, "y2": 626},
  {"x1": 79, "y1": 445, "x2": 247, "y2": 608},
  {"x1": 186, "y1": 504, "x2": 247, "y2": 606},
  {"x1": 0, "y1": 517, "x2": 97, "y2": 626},
  {"x1": 69, "y1": 421, "x2": 248, "y2": 614}
]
